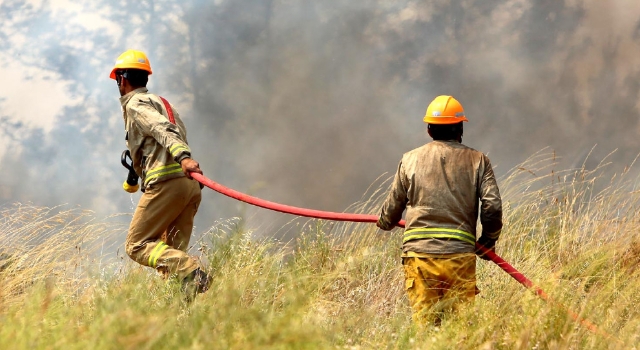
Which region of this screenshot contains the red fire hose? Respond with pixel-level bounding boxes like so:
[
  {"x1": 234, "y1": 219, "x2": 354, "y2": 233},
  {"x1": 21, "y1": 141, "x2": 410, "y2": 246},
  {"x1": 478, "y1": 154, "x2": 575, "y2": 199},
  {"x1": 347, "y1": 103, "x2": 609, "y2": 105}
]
[{"x1": 191, "y1": 172, "x2": 614, "y2": 340}]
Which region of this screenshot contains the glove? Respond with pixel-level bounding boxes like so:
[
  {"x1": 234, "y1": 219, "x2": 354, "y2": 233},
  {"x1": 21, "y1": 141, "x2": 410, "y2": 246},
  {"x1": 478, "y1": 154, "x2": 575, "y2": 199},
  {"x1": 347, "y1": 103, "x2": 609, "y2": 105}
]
[
  {"x1": 376, "y1": 217, "x2": 392, "y2": 231},
  {"x1": 475, "y1": 235, "x2": 497, "y2": 261},
  {"x1": 123, "y1": 181, "x2": 139, "y2": 193}
]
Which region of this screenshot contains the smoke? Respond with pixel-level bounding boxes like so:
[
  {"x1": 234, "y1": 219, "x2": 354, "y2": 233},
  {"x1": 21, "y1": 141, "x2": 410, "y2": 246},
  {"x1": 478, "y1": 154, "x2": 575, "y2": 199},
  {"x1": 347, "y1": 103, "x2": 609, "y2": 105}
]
[{"x1": 1, "y1": 0, "x2": 640, "y2": 237}]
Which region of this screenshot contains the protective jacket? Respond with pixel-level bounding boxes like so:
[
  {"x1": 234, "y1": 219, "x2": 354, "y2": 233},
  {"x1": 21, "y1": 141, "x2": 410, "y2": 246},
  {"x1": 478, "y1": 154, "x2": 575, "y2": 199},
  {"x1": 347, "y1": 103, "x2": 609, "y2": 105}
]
[
  {"x1": 120, "y1": 88, "x2": 192, "y2": 191},
  {"x1": 378, "y1": 140, "x2": 502, "y2": 254}
]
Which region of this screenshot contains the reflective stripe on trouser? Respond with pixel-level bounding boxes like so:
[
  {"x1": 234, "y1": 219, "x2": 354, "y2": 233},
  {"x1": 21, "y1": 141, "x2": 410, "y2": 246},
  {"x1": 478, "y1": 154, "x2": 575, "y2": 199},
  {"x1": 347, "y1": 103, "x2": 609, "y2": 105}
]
[
  {"x1": 403, "y1": 228, "x2": 476, "y2": 245},
  {"x1": 125, "y1": 176, "x2": 202, "y2": 280},
  {"x1": 403, "y1": 253, "x2": 477, "y2": 325}
]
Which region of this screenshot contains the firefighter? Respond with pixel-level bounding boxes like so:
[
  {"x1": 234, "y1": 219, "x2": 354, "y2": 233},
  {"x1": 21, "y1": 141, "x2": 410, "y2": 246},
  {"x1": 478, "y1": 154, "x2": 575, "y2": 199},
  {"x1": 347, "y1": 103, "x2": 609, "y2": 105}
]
[
  {"x1": 110, "y1": 49, "x2": 211, "y2": 299},
  {"x1": 377, "y1": 95, "x2": 503, "y2": 325}
]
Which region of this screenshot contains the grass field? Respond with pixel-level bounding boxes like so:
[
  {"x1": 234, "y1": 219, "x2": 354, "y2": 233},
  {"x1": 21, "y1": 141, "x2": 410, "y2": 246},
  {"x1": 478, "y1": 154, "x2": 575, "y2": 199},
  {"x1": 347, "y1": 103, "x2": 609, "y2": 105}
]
[{"x1": 1, "y1": 152, "x2": 640, "y2": 349}]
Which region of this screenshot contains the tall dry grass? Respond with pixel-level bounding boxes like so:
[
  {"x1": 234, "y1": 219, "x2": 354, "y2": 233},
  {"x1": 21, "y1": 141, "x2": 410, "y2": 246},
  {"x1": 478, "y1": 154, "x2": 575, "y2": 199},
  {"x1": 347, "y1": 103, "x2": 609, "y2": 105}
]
[
  {"x1": 0, "y1": 205, "x2": 126, "y2": 306},
  {"x1": 1, "y1": 151, "x2": 640, "y2": 349}
]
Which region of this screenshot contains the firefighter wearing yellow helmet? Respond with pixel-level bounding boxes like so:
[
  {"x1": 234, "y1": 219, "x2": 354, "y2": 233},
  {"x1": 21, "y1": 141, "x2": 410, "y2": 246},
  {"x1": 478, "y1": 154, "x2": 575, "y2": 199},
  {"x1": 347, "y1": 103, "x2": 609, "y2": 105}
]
[
  {"x1": 110, "y1": 49, "x2": 211, "y2": 300},
  {"x1": 377, "y1": 95, "x2": 503, "y2": 325}
]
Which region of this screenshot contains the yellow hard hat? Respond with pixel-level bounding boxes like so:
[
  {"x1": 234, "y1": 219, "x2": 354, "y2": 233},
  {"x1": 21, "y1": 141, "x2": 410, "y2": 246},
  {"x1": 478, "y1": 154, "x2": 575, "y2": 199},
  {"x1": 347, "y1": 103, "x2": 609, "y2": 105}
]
[
  {"x1": 109, "y1": 50, "x2": 152, "y2": 79},
  {"x1": 423, "y1": 95, "x2": 469, "y2": 124}
]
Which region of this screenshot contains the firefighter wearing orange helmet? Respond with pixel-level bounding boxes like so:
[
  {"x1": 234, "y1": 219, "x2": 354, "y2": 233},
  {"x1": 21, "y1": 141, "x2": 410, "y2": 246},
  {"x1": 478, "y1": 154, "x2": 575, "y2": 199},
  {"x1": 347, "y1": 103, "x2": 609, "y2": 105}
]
[
  {"x1": 377, "y1": 95, "x2": 503, "y2": 325},
  {"x1": 110, "y1": 49, "x2": 211, "y2": 300}
]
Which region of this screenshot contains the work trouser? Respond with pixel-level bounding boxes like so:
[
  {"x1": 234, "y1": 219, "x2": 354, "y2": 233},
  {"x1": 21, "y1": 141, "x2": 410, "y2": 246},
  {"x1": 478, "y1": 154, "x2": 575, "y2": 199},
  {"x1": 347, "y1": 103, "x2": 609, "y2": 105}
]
[
  {"x1": 402, "y1": 253, "x2": 477, "y2": 326},
  {"x1": 125, "y1": 176, "x2": 202, "y2": 281}
]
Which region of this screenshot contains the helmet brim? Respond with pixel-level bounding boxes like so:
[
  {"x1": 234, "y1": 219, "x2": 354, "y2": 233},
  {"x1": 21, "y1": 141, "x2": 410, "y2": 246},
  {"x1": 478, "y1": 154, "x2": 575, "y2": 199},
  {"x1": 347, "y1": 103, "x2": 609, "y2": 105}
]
[
  {"x1": 423, "y1": 116, "x2": 469, "y2": 124},
  {"x1": 108, "y1": 65, "x2": 152, "y2": 80}
]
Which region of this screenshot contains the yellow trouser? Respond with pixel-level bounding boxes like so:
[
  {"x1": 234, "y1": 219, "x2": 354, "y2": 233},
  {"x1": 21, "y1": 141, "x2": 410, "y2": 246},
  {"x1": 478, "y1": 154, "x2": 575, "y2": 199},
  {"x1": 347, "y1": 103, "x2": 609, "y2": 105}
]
[
  {"x1": 125, "y1": 176, "x2": 202, "y2": 280},
  {"x1": 403, "y1": 253, "x2": 477, "y2": 325}
]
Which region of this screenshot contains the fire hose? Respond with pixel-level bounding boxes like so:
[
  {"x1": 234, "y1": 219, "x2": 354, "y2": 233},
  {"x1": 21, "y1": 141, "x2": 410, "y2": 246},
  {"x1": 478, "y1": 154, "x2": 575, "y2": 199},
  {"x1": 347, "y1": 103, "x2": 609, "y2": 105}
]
[
  {"x1": 119, "y1": 152, "x2": 612, "y2": 339},
  {"x1": 189, "y1": 172, "x2": 615, "y2": 340}
]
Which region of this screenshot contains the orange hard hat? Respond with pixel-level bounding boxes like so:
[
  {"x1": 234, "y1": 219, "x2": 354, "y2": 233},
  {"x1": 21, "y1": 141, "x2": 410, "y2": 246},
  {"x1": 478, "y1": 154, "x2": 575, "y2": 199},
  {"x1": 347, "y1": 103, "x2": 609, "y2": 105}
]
[
  {"x1": 109, "y1": 50, "x2": 152, "y2": 79},
  {"x1": 423, "y1": 95, "x2": 469, "y2": 124}
]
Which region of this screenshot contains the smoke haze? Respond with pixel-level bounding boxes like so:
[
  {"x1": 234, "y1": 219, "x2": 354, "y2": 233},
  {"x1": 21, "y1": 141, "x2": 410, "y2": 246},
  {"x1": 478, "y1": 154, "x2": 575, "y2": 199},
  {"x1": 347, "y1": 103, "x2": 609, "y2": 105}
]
[{"x1": 1, "y1": 0, "x2": 640, "y2": 238}]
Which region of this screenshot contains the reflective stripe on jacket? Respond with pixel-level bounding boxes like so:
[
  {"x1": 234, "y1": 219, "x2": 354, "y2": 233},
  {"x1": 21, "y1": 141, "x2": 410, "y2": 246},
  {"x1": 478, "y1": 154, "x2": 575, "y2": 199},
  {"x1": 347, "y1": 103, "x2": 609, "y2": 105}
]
[
  {"x1": 120, "y1": 88, "x2": 191, "y2": 190},
  {"x1": 378, "y1": 140, "x2": 503, "y2": 254}
]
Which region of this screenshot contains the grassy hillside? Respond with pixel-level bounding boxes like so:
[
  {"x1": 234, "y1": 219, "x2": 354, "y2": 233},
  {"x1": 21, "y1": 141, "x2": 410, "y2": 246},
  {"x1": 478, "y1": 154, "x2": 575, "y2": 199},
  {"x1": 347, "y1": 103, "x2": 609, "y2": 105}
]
[{"x1": 1, "y1": 152, "x2": 639, "y2": 349}]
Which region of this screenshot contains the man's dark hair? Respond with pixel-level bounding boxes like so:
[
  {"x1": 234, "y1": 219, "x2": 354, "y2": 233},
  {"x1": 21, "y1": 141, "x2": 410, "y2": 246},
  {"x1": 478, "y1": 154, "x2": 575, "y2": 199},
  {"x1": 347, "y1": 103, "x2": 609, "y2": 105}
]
[
  {"x1": 428, "y1": 122, "x2": 464, "y2": 141},
  {"x1": 124, "y1": 69, "x2": 149, "y2": 87}
]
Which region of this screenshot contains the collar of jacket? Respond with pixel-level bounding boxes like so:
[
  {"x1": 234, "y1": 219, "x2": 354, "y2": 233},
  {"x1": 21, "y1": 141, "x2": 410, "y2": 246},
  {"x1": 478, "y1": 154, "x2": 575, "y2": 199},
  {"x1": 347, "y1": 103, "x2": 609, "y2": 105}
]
[
  {"x1": 119, "y1": 87, "x2": 149, "y2": 109},
  {"x1": 433, "y1": 139, "x2": 462, "y2": 144}
]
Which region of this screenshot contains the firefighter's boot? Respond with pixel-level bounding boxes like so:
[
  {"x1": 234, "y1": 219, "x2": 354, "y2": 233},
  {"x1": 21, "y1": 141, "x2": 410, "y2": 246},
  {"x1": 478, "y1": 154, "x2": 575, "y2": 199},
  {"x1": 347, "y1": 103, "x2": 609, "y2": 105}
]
[{"x1": 182, "y1": 268, "x2": 212, "y2": 302}]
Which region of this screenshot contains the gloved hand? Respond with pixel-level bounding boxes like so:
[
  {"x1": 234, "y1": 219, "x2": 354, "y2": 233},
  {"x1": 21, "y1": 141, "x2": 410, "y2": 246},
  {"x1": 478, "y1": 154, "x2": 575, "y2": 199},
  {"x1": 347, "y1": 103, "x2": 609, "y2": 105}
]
[
  {"x1": 376, "y1": 217, "x2": 393, "y2": 231},
  {"x1": 475, "y1": 235, "x2": 497, "y2": 261},
  {"x1": 180, "y1": 158, "x2": 203, "y2": 179}
]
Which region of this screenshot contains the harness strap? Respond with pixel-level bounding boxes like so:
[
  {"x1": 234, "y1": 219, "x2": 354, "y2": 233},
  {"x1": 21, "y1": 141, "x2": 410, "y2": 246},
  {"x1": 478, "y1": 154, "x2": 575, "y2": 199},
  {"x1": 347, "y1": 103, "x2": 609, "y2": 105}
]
[{"x1": 159, "y1": 96, "x2": 176, "y2": 124}]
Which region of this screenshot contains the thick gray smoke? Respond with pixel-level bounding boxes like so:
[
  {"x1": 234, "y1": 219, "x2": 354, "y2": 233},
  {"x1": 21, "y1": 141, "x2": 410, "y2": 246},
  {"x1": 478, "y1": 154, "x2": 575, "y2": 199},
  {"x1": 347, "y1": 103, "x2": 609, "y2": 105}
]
[{"x1": 1, "y1": 0, "x2": 640, "y2": 237}]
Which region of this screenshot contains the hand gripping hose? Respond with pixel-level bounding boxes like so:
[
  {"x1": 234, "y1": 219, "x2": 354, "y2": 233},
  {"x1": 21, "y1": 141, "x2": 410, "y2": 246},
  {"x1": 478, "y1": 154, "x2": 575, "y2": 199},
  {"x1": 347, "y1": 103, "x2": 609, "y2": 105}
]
[{"x1": 191, "y1": 172, "x2": 615, "y2": 341}]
